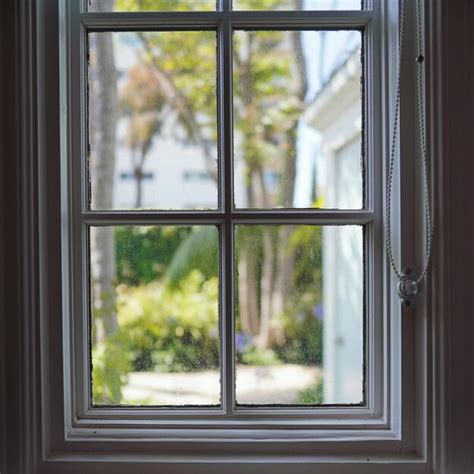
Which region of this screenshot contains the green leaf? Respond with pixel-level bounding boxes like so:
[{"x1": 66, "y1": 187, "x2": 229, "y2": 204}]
[{"x1": 165, "y1": 227, "x2": 219, "y2": 288}]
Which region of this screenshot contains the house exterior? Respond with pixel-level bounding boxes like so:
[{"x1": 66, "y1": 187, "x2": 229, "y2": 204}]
[
  {"x1": 113, "y1": 117, "x2": 219, "y2": 210},
  {"x1": 305, "y1": 49, "x2": 364, "y2": 404}
]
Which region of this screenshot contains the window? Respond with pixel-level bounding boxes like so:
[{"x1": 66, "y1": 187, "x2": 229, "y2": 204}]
[
  {"x1": 71, "y1": 0, "x2": 371, "y2": 414},
  {"x1": 85, "y1": 16, "x2": 367, "y2": 411},
  {"x1": 28, "y1": 0, "x2": 433, "y2": 470}
]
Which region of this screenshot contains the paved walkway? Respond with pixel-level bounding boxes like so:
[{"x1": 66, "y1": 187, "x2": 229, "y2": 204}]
[{"x1": 122, "y1": 364, "x2": 320, "y2": 406}]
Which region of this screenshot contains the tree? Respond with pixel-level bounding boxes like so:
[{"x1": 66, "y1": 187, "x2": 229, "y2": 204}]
[
  {"x1": 119, "y1": 64, "x2": 163, "y2": 207},
  {"x1": 135, "y1": 29, "x2": 218, "y2": 182},
  {"x1": 89, "y1": 0, "x2": 120, "y2": 403},
  {"x1": 232, "y1": 7, "x2": 309, "y2": 347},
  {"x1": 114, "y1": 0, "x2": 311, "y2": 351}
]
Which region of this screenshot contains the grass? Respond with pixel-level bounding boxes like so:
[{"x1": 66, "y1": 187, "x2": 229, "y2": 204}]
[{"x1": 296, "y1": 380, "x2": 323, "y2": 405}]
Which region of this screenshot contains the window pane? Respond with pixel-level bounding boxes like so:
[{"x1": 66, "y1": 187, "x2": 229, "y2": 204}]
[
  {"x1": 233, "y1": 30, "x2": 363, "y2": 209},
  {"x1": 233, "y1": 0, "x2": 363, "y2": 10},
  {"x1": 88, "y1": 0, "x2": 216, "y2": 12},
  {"x1": 88, "y1": 31, "x2": 218, "y2": 210},
  {"x1": 90, "y1": 225, "x2": 220, "y2": 406},
  {"x1": 235, "y1": 225, "x2": 364, "y2": 405}
]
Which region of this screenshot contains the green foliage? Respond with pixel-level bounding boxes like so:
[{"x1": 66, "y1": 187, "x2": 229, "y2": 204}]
[
  {"x1": 166, "y1": 227, "x2": 219, "y2": 288},
  {"x1": 275, "y1": 313, "x2": 323, "y2": 366},
  {"x1": 235, "y1": 311, "x2": 322, "y2": 368},
  {"x1": 114, "y1": 223, "x2": 323, "y2": 382},
  {"x1": 236, "y1": 0, "x2": 292, "y2": 9},
  {"x1": 135, "y1": 29, "x2": 217, "y2": 145},
  {"x1": 96, "y1": 3, "x2": 324, "y2": 406},
  {"x1": 234, "y1": 31, "x2": 287, "y2": 170},
  {"x1": 115, "y1": 0, "x2": 291, "y2": 13},
  {"x1": 274, "y1": 225, "x2": 323, "y2": 365},
  {"x1": 234, "y1": 224, "x2": 324, "y2": 366},
  {"x1": 116, "y1": 0, "x2": 215, "y2": 12},
  {"x1": 117, "y1": 270, "x2": 219, "y2": 373},
  {"x1": 116, "y1": 226, "x2": 192, "y2": 286},
  {"x1": 92, "y1": 334, "x2": 131, "y2": 405},
  {"x1": 92, "y1": 270, "x2": 220, "y2": 404},
  {"x1": 116, "y1": 225, "x2": 219, "y2": 288},
  {"x1": 240, "y1": 348, "x2": 281, "y2": 366},
  {"x1": 290, "y1": 225, "x2": 323, "y2": 296},
  {"x1": 91, "y1": 0, "x2": 323, "y2": 408},
  {"x1": 297, "y1": 380, "x2": 323, "y2": 405}
]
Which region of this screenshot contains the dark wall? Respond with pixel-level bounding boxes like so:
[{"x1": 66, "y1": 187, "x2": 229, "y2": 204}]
[
  {"x1": 0, "y1": 0, "x2": 473, "y2": 473},
  {"x1": 439, "y1": 1, "x2": 474, "y2": 472},
  {"x1": 1, "y1": 2, "x2": 22, "y2": 474}
]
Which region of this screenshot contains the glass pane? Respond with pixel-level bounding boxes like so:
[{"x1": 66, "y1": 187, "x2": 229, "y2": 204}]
[
  {"x1": 88, "y1": 0, "x2": 216, "y2": 12},
  {"x1": 233, "y1": 30, "x2": 363, "y2": 209},
  {"x1": 88, "y1": 31, "x2": 218, "y2": 210},
  {"x1": 90, "y1": 225, "x2": 220, "y2": 406},
  {"x1": 235, "y1": 225, "x2": 364, "y2": 405},
  {"x1": 233, "y1": 0, "x2": 363, "y2": 10}
]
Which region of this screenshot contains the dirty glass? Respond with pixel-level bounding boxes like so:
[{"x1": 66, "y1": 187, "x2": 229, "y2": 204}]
[
  {"x1": 88, "y1": 0, "x2": 216, "y2": 12},
  {"x1": 233, "y1": 0, "x2": 363, "y2": 10},
  {"x1": 233, "y1": 30, "x2": 363, "y2": 209},
  {"x1": 88, "y1": 31, "x2": 218, "y2": 210},
  {"x1": 235, "y1": 225, "x2": 364, "y2": 405},
  {"x1": 89, "y1": 225, "x2": 220, "y2": 406}
]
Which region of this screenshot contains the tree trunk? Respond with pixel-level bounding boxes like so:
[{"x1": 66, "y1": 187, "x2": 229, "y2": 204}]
[
  {"x1": 134, "y1": 165, "x2": 144, "y2": 208},
  {"x1": 237, "y1": 26, "x2": 308, "y2": 344},
  {"x1": 238, "y1": 245, "x2": 260, "y2": 336},
  {"x1": 238, "y1": 165, "x2": 260, "y2": 335},
  {"x1": 89, "y1": 0, "x2": 118, "y2": 344},
  {"x1": 272, "y1": 125, "x2": 299, "y2": 321},
  {"x1": 273, "y1": 225, "x2": 294, "y2": 323},
  {"x1": 256, "y1": 228, "x2": 274, "y2": 349},
  {"x1": 269, "y1": 25, "x2": 309, "y2": 338},
  {"x1": 237, "y1": 32, "x2": 261, "y2": 337},
  {"x1": 252, "y1": 166, "x2": 274, "y2": 349}
]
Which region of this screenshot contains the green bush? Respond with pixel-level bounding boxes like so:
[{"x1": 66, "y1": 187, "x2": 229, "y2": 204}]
[
  {"x1": 91, "y1": 270, "x2": 220, "y2": 404},
  {"x1": 116, "y1": 270, "x2": 219, "y2": 373},
  {"x1": 240, "y1": 347, "x2": 281, "y2": 366},
  {"x1": 275, "y1": 313, "x2": 323, "y2": 366},
  {"x1": 92, "y1": 333, "x2": 131, "y2": 405},
  {"x1": 273, "y1": 225, "x2": 323, "y2": 366},
  {"x1": 116, "y1": 226, "x2": 193, "y2": 286},
  {"x1": 297, "y1": 380, "x2": 323, "y2": 405}
]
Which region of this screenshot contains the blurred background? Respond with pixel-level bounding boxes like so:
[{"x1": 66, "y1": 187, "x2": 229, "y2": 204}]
[{"x1": 88, "y1": 0, "x2": 364, "y2": 407}]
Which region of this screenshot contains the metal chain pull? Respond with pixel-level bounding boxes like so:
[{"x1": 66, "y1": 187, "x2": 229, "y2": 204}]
[
  {"x1": 397, "y1": 268, "x2": 418, "y2": 307},
  {"x1": 386, "y1": 0, "x2": 434, "y2": 307}
]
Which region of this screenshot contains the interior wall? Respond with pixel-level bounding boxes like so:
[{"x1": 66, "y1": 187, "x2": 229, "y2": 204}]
[
  {"x1": 1, "y1": 2, "x2": 23, "y2": 473},
  {"x1": 438, "y1": 0, "x2": 474, "y2": 472},
  {"x1": 0, "y1": 0, "x2": 473, "y2": 472}
]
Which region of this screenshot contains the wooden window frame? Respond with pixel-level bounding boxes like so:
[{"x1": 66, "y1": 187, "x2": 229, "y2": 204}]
[{"x1": 0, "y1": 0, "x2": 456, "y2": 472}]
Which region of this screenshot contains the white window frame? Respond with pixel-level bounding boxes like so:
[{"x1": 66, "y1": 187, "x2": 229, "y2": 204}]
[
  {"x1": 63, "y1": 0, "x2": 384, "y2": 428},
  {"x1": 3, "y1": 0, "x2": 441, "y2": 471}
]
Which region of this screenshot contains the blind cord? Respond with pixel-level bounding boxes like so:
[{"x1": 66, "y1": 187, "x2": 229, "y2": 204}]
[{"x1": 385, "y1": 0, "x2": 434, "y2": 306}]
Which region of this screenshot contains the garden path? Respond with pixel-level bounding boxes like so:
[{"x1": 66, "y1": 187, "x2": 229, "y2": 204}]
[{"x1": 122, "y1": 364, "x2": 321, "y2": 405}]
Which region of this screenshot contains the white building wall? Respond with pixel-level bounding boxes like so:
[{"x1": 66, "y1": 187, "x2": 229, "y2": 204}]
[
  {"x1": 306, "y1": 51, "x2": 365, "y2": 404},
  {"x1": 113, "y1": 118, "x2": 218, "y2": 210},
  {"x1": 113, "y1": 124, "x2": 248, "y2": 210},
  {"x1": 323, "y1": 138, "x2": 364, "y2": 404},
  {"x1": 111, "y1": 32, "x2": 227, "y2": 211}
]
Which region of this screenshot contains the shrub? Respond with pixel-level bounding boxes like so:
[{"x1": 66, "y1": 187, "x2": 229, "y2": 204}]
[
  {"x1": 275, "y1": 312, "x2": 323, "y2": 366},
  {"x1": 116, "y1": 270, "x2": 220, "y2": 373},
  {"x1": 92, "y1": 333, "x2": 131, "y2": 405},
  {"x1": 240, "y1": 347, "x2": 281, "y2": 366},
  {"x1": 297, "y1": 380, "x2": 324, "y2": 405},
  {"x1": 116, "y1": 226, "x2": 193, "y2": 286}
]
